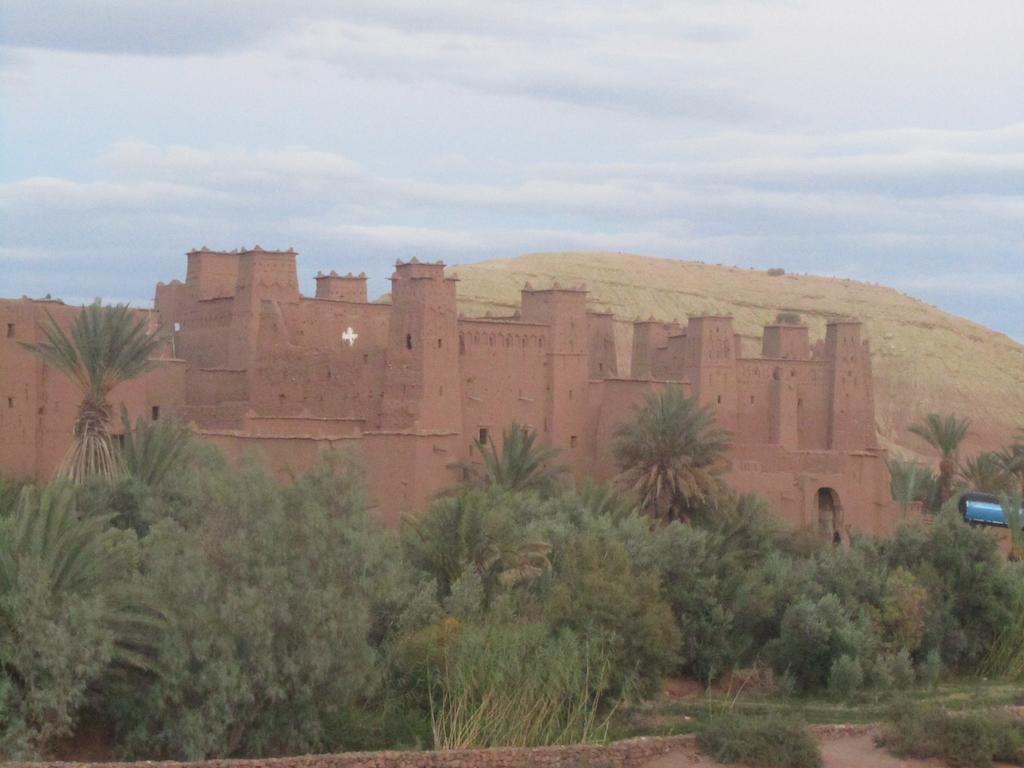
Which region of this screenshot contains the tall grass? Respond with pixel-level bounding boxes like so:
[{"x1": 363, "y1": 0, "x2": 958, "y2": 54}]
[
  {"x1": 980, "y1": 609, "x2": 1024, "y2": 681},
  {"x1": 429, "y1": 622, "x2": 615, "y2": 749}
]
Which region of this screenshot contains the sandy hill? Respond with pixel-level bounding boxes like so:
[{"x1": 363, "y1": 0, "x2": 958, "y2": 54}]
[{"x1": 449, "y1": 252, "x2": 1024, "y2": 459}]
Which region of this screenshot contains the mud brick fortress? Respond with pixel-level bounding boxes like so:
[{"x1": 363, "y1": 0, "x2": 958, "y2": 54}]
[{"x1": 0, "y1": 247, "x2": 900, "y2": 535}]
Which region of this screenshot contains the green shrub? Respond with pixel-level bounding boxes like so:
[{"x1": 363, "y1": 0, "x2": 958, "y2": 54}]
[
  {"x1": 827, "y1": 655, "x2": 864, "y2": 699},
  {"x1": 918, "y1": 649, "x2": 943, "y2": 688},
  {"x1": 878, "y1": 702, "x2": 1024, "y2": 768},
  {"x1": 108, "y1": 451, "x2": 386, "y2": 760},
  {"x1": 883, "y1": 649, "x2": 916, "y2": 692},
  {"x1": 698, "y1": 713, "x2": 822, "y2": 768},
  {"x1": 0, "y1": 484, "x2": 158, "y2": 758},
  {"x1": 769, "y1": 594, "x2": 871, "y2": 694},
  {"x1": 542, "y1": 531, "x2": 680, "y2": 699},
  {"x1": 889, "y1": 514, "x2": 1024, "y2": 670}
]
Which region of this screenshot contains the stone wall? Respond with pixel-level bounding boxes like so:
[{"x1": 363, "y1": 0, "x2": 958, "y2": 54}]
[{"x1": 5, "y1": 736, "x2": 698, "y2": 768}]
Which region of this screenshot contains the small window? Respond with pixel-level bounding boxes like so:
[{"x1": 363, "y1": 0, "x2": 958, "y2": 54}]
[
  {"x1": 6, "y1": 397, "x2": 13, "y2": 409},
  {"x1": 478, "y1": 427, "x2": 489, "y2": 444},
  {"x1": 798, "y1": 398, "x2": 803, "y2": 407},
  {"x1": 5, "y1": 323, "x2": 14, "y2": 338},
  {"x1": 437, "y1": 338, "x2": 443, "y2": 349},
  {"x1": 173, "y1": 321, "x2": 182, "y2": 333},
  {"x1": 569, "y1": 389, "x2": 573, "y2": 400},
  {"x1": 363, "y1": 353, "x2": 369, "y2": 363},
  {"x1": 406, "y1": 333, "x2": 413, "y2": 350},
  {"x1": 438, "y1": 385, "x2": 444, "y2": 396},
  {"x1": 570, "y1": 435, "x2": 578, "y2": 448},
  {"x1": 151, "y1": 405, "x2": 160, "y2": 421},
  {"x1": 750, "y1": 395, "x2": 755, "y2": 404},
  {"x1": 717, "y1": 395, "x2": 722, "y2": 404}
]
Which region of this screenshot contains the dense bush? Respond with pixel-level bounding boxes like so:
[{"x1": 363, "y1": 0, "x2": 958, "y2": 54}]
[
  {"x1": 878, "y1": 702, "x2": 1024, "y2": 768},
  {"x1": 107, "y1": 451, "x2": 395, "y2": 760},
  {"x1": 698, "y1": 713, "x2": 822, "y2": 768},
  {"x1": 0, "y1": 485, "x2": 159, "y2": 758}
]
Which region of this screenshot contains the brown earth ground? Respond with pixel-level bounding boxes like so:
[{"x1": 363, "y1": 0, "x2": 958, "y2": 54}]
[
  {"x1": 449, "y1": 252, "x2": 1024, "y2": 459},
  {"x1": 638, "y1": 728, "x2": 1018, "y2": 767}
]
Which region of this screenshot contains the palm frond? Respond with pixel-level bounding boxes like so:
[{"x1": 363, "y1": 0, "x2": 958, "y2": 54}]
[
  {"x1": 612, "y1": 386, "x2": 730, "y2": 521},
  {"x1": 119, "y1": 405, "x2": 192, "y2": 487},
  {"x1": 458, "y1": 422, "x2": 567, "y2": 495},
  {"x1": 0, "y1": 483, "x2": 165, "y2": 672}
]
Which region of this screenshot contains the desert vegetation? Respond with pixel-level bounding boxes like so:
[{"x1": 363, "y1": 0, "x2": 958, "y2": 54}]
[{"x1": 3, "y1": 318, "x2": 1024, "y2": 762}]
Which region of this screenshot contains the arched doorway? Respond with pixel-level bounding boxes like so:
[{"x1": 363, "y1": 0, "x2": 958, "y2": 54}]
[{"x1": 817, "y1": 488, "x2": 843, "y2": 544}]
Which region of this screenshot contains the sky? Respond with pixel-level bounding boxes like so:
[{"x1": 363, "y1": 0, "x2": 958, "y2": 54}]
[{"x1": 1, "y1": 1, "x2": 1022, "y2": 341}]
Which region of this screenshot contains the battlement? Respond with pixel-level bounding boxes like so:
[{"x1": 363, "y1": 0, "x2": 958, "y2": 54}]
[
  {"x1": 763, "y1": 323, "x2": 811, "y2": 360},
  {"x1": 392, "y1": 258, "x2": 451, "y2": 282},
  {"x1": 315, "y1": 271, "x2": 368, "y2": 302}
]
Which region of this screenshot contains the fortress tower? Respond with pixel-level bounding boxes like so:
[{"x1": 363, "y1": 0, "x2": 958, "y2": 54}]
[
  {"x1": 228, "y1": 247, "x2": 300, "y2": 369},
  {"x1": 520, "y1": 285, "x2": 590, "y2": 468},
  {"x1": 825, "y1": 320, "x2": 877, "y2": 451},
  {"x1": 684, "y1": 316, "x2": 738, "y2": 434},
  {"x1": 381, "y1": 260, "x2": 461, "y2": 432}
]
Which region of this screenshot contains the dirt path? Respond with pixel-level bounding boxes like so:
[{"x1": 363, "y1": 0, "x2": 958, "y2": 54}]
[{"x1": 638, "y1": 730, "x2": 954, "y2": 767}]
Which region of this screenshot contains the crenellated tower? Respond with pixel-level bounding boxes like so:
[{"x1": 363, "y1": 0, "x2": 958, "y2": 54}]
[
  {"x1": 520, "y1": 284, "x2": 589, "y2": 465},
  {"x1": 825, "y1": 320, "x2": 877, "y2": 450},
  {"x1": 684, "y1": 316, "x2": 738, "y2": 433},
  {"x1": 380, "y1": 259, "x2": 461, "y2": 432},
  {"x1": 228, "y1": 246, "x2": 300, "y2": 369}
]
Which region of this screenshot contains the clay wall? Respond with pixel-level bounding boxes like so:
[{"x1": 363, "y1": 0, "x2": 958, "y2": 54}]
[
  {"x1": 630, "y1": 320, "x2": 681, "y2": 379},
  {"x1": 457, "y1": 318, "x2": 549, "y2": 456},
  {"x1": 826, "y1": 321, "x2": 878, "y2": 450},
  {"x1": 762, "y1": 324, "x2": 811, "y2": 360},
  {"x1": 735, "y1": 359, "x2": 832, "y2": 450},
  {"x1": 520, "y1": 288, "x2": 591, "y2": 478},
  {"x1": 246, "y1": 300, "x2": 391, "y2": 424},
  {"x1": 314, "y1": 272, "x2": 368, "y2": 303},
  {"x1": 586, "y1": 311, "x2": 618, "y2": 378},
  {"x1": 185, "y1": 249, "x2": 240, "y2": 300},
  {"x1": 381, "y1": 261, "x2": 462, "y2": 433},
  {"x1": 728, "y1": 443, "x2": 900, "y2": 539},
  {"x1": 682, "y1": 316, "x2": 738, "y2": 434}
]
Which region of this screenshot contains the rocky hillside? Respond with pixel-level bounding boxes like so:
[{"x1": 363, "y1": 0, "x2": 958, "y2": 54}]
[{"x1": 449, "y1": 252, "x2": 1024, "y2": 459}]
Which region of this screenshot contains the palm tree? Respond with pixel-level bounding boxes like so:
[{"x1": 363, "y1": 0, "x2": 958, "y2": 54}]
[
  {"x1": 1000, "y1": 431, "x2": 1024, "y2": 497},
  {"x1": 908, "y1": 413, "x2": 971, "y2": 506},
  {"x1": 401, "y1": 489, "x2": 551, "y2": 603},
  {"x1": 999, "y1": 491, "x2": 1024, "y2": 561},
  {"x1": 120, "y1": 405, "x2": 192, "y2": 487},
  {"x1": 613, "y1": 386, "x2": 730, "y2": 522},
  {"x1": 458, "y1": 421, "x2": 566, "y2": 495},
  {"x1": 21, "y1": 302, "x2": 163, "y2": 483},
  {"x1": 958, "y1": 451, "x2": 1011, "y2": 496},
  {"x1": 888, "y1": 456, "x2": 939, "y2": 512}
]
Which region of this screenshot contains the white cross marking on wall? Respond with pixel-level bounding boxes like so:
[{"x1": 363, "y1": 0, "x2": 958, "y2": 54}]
[{"x1": 342, "y1": 327, "x2": 359, "y2": 347}]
